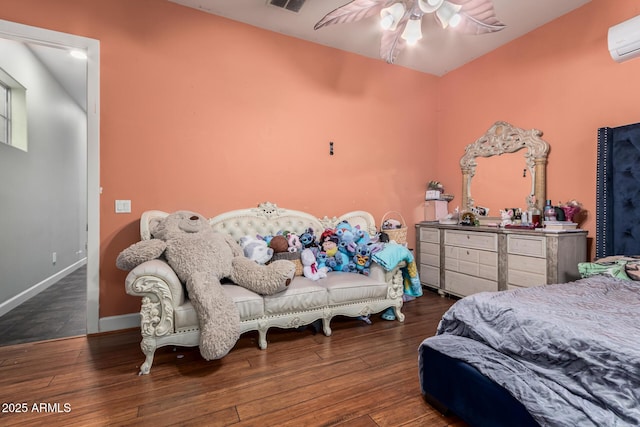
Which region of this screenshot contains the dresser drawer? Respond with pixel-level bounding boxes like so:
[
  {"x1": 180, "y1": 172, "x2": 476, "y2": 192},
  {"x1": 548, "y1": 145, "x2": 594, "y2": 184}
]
[
  {"x1": 445, "y1": 270, "x2": 498, "y2": 297},
  {"x1": 445, "y1": 230, "x2": 498, "y2": 252},
  {"x1": 507, "y1": 234, "x2": 546, "y2": 258},
  {"x1": 445, "y1": 247, "x2": 498, "y2": 281},
  {"x1": 420, "y1": 241, "x2": 440, "y2": 257},
  {"x1": 420, "y1": 264, "x2": 440, "y2": 288},
  {"x1": 419, "y1": 227, "x2": 440, "y2": 244},
  {"x1": 508, "y1": 254, "x2": 547, "y2": 287},
  {"x1": 420, "y1": 252, "x2": 440, "y2": 268}
]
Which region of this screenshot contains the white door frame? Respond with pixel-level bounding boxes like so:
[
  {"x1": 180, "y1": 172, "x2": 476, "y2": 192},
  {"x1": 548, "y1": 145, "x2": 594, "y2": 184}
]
[{"x1": 0, "y1": 19, "x2": 100, "y2": 334}]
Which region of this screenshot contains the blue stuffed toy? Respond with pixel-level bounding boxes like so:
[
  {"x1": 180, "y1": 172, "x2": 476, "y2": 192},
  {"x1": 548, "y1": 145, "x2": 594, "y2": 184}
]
[
  {"x1": 353, "y1": 243, "x2": 372, "y2": 276},
  {"x1": 299, "y1": 227, "x2": 320, "y2": 255},
  {"x1": 335, "y1": 221, "x2": 358, "y2": 257}
]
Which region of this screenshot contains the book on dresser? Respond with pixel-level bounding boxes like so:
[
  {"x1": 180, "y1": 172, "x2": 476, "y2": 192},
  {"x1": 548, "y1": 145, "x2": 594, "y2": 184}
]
[{"x1": 415, "y1": 222, "x2": 587, "y2": 298}]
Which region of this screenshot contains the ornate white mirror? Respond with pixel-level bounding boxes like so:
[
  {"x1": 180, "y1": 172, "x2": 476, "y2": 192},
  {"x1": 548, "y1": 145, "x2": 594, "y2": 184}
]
[{"x1": 460, "y1": 121, "x2": 550, "y2": 214}]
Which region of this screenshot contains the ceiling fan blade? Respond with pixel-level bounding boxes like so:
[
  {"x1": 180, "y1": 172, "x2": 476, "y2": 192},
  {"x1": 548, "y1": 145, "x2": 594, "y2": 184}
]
[
  {"x1": 380, "y1": 15, "x2": 409, "y2": 64},
  {"x1": 451, "y1": 0, "x2": 506, "y2": 34},
  {"x1": 314, "y1": 0, "x2": 393, "y2": 30}
]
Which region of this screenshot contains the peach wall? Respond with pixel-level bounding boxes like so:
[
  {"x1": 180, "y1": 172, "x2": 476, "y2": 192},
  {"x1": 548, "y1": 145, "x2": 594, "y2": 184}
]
[
  {"x1": 0, "y1": 0, "x2": 438, "y2": 318},
  {"x1": 437, "y1": 0, "x2": 640, "y2": 259}
]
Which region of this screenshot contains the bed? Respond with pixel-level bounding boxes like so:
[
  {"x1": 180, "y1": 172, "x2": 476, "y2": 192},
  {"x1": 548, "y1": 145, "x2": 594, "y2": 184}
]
[{"x1": 418, "y1": 122, "x2": 640, "y2": 427}]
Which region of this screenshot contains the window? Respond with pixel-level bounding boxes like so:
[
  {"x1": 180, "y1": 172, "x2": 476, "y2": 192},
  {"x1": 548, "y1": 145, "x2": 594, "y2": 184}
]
[
  {"x1": 0, "y1": 67, "x2": 27, "y2": 151},
  {"x1": 0, "y1": 81, "x2": 8, "y2": 145}
]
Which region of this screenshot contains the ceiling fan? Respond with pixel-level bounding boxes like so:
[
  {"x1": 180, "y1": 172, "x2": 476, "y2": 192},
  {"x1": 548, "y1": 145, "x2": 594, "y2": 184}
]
[{"x1": 314, "y1": 0, "x2": 506, "y2": 64}]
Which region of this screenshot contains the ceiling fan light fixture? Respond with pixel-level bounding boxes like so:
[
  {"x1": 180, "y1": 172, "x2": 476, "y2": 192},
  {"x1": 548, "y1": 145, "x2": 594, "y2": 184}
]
[
  {"x1": 380, "y1": 3, "x2": 406, "y2": 31},
  {"x1": 401, "y1": 17, "x2": 423, "y2": 45},
  {"x1": 418, "y1": 0, "x2": 444, "y2": 14},
  {"x1": 436, "y1": 1, "x2": 462, "y2": 28}
]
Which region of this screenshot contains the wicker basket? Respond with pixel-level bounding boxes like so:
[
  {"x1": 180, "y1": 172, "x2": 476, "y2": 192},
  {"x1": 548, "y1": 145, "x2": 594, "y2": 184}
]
[
  {"x1": 380, "y1": 211, "x2": 408, "y2": 245},
  {"x1": 270, "y1": 251, "x2": 304, "y2": 276}
]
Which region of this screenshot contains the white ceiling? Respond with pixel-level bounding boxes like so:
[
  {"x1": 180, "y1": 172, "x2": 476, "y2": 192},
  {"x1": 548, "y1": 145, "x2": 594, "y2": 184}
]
[
  {"x1": 169, "y1": 0, "x2": 591, "y2": 76},
  {"x1": 29, "y1": 42, "x2": 87, "y2": 111}
]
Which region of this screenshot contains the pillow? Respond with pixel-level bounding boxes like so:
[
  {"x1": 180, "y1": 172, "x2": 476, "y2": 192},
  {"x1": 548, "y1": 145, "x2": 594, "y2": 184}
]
[
  {"x1": 578, "y1": 261, "x2": 631, "y2": 280},
  {"x1": 625, "y1": 259, "x2": 640, "y2": 281},
  {"x1": 593, "y1": 255, "x2": 640, "y2": 281}
]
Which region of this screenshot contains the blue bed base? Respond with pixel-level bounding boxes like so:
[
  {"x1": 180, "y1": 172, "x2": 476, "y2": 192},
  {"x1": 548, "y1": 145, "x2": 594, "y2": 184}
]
[{"x1": 419, "y1": 342, "x2": 539, "y2": 427}]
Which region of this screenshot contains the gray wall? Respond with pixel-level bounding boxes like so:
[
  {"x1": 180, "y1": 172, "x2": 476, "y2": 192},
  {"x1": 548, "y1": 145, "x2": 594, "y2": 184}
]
[{"x1": 0, "y1": 38, "x2": 87, "y2": 306}]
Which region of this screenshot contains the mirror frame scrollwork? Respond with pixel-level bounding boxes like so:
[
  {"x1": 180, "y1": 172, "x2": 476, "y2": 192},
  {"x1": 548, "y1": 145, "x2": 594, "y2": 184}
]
[{"x1": 460, "y1": 121, "x2": 550, "y2": 213}]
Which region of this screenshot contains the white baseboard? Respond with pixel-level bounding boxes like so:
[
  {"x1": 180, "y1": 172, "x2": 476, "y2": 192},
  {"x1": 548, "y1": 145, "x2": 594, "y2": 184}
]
[
  {"x1": 99, "y1": 312, "x2": 140, "y2": 333},
  {"x1": 0, "y1": 259, "x2": 87, "y2": 318}
]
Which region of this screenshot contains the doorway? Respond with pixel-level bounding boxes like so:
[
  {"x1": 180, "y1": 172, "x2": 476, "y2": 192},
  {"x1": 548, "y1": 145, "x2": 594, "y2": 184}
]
[{"x1": 0, "y1": 19, "x2": 100, "y2": 339}]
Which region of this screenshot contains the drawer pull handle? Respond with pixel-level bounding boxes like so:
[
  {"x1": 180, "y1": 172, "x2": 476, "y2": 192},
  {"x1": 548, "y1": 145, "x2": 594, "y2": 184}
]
[
  {"x1": 467, "y1": 251, "x2": 470, "y2": 255},
  {"x1": 466, "y1": 235, "x2": 470, "y2": 239}
]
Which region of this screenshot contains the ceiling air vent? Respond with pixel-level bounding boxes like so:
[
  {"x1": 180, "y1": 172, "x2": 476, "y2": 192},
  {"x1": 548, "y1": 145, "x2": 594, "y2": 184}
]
[{"x1": 268, "y1": 0, "x2": 306, "y2": 13}]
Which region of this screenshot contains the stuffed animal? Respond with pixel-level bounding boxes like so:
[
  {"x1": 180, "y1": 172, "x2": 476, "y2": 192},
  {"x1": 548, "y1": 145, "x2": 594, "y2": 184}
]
[
  {"x1": 353, "y1": 243, "x2": 372, "y2": 276},
  {"x1": 335, "y1": 221, "x2": 358, "y2": 257},
  {"x1": 239, "y1": 235, "x2": 273, "y2": 265},
  {"x1": 299, "y1": 228, "x2": 319, "y2": 253},
  {"x1": 286, "y1": 232, "x2": 302, "y2": 253},
  {"x1": 316, "y1": 251, "x2": 331, "y2": 271},
  {"x1": 269, "y1": 234, "x2": 289, "y2": 253},
  {"x1": 382, "y1": 218, "x2": 402, "y2": 229},
  {"x1": 301, "y1": 248, "x2": 328, "y2": 281},
  {"x1": 500, "y1": 209, "x2": 514, "y2": 227},
  {"x1": 353, "y1": 225, "x2": 371, "y2": 246},
  {"x1": 116, "y1": 211, "x2": 296, "y2": 361}
]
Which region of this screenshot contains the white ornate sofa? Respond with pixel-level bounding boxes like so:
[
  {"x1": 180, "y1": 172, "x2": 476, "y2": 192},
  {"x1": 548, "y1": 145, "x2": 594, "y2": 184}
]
[{"x1": 125, "y1": 202, "x2": 405, "y2": 374}]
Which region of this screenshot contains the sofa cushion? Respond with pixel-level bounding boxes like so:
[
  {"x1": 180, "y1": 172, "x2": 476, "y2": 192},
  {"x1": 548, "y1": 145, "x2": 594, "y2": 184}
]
[
  {"x1": 263, "y1": 278, "x2": 328, "y2": 315},
  {"x1": 323, "y1": 272, "x2": 388, "y2": 304},
  {"x1": 223, "y1": 284, "x2": 265, "y2": 320},
  {"x1": 174, "y1": 284, "x2": 265, "y2": 331}
]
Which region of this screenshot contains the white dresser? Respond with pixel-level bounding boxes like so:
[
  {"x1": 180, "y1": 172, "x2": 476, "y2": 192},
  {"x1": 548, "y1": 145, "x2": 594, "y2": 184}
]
[{"x1": 415, "y1": 223, "x2": 587, "y2": 298}]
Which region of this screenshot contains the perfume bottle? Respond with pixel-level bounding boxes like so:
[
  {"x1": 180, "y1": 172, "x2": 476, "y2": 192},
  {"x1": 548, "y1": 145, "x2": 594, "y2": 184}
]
[{"x1": 543, "y1": 200, "x2": 556, "y2": 222}]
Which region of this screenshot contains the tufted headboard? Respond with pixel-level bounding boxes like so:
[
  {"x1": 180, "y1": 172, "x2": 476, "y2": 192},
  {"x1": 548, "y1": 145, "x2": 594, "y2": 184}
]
[
  {"x1": 596, "y1": 122, "x2": 640, "y2": 258},
  {"x1": 138, "y1": 202, "x2": 378, "y2": 243}
]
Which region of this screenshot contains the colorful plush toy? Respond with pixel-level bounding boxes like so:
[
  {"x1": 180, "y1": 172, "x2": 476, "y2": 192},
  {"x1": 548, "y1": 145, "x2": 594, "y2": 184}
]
[
  {"x1": 299, "y1": 228, "x2": 319, "y2": 253},
  {"x1": 286, "y1": 232, "x2": 302, "y2": 253},
  {"x1": 301, "y1": 248, "x2": 328, "y2": 281},
  {"x1": 335, "y1": 221, "x2": 358, "y2": 257},
  {"x1": 239, "y1": 235, "x2": 273, "y2": 265},
  {"x1": 353, "y1": 243, "x2": 372, "y2": 276},
  {"x1": 353, "y1": 225, "x2": 371, "y2": 246},
  {"x1": 316, "y1": 251, "x2": 330, "y2": 271}
]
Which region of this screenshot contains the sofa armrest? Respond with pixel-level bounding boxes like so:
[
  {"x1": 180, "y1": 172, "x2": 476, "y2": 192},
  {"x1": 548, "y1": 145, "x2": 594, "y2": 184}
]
[
  {"x1": 370, "y1": 261, "x2": 404, "y2": 300},
  {"x1": 124, "y1": 259, "x2": 184, "y2": 337}
]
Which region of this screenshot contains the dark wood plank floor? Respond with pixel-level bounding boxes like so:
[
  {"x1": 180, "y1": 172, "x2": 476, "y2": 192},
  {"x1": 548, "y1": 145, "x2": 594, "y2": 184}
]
[
  {"x1": 0, "y1": 265, "x2": 86, "y2": 346},
  {"x1": 0, "y1": 289, "x2": 467, "y2": 427}
]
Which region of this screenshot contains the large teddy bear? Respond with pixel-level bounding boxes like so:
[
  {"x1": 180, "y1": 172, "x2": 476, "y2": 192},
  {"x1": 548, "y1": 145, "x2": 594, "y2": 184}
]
[{"x1": 116, "y1": 210, "x2": 296, "y2": 360}]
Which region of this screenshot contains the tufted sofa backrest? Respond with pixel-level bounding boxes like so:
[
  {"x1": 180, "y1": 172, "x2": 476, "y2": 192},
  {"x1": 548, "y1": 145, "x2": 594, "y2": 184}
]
[{"x1": 139, "y1": 202, "x2": 377, "y2": 243}]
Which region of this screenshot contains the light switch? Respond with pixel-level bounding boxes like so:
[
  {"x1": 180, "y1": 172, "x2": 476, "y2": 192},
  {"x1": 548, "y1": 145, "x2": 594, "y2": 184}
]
[{"x1": 115, "y1": 200, "x2": 131, "y2": 213}]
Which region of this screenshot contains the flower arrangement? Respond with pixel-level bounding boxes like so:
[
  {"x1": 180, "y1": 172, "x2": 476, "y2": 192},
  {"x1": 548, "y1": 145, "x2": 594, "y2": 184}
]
[
  {"x1": 427, "y1": 181, "x2": 444, "y2": 191},
  {"x1": 560, "y1": 200, "x2": 583, "y2": 223}
]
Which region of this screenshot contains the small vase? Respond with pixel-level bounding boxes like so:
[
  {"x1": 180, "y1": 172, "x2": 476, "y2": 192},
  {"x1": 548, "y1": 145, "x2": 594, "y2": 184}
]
[{"x1": 561, "y1": 206, "x2": 581, "y2": 223}]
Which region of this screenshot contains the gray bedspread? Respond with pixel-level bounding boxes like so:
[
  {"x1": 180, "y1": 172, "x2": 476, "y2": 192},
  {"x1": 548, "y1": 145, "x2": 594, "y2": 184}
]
[{"x1": 422, "y1": 276, "x2": 640, "y2": 427}]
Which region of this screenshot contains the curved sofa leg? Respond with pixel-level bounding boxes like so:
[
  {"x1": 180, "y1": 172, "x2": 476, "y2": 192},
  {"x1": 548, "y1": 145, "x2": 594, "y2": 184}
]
[
  {"x1": 322, "y1": 317, "x2": 332, "y2": 337},
  {"x1": 258, "y1": 328, "x2": 268, "y2": 350},
  {"x1": 139, "y1": 337, "x2": 156, "y2": 375},
  {"x1": 394, "y1": 303, "x2": 405, "y2": 322}
]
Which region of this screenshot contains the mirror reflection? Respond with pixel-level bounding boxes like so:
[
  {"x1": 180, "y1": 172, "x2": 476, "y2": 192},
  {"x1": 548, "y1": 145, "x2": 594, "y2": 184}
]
[{"x1": 471, "y1": 155, "x2": 532, "y2": 215}]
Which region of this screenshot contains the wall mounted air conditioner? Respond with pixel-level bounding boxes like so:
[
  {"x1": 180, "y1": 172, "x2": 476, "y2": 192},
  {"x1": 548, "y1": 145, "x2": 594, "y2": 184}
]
[{"x1": 608, "y1": 15, "x2": 640, "y2": 62}]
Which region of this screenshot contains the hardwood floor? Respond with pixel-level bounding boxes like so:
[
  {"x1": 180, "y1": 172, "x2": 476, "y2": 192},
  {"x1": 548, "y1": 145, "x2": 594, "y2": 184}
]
[{"x1": 0, "y1": 289, "x2": 467, "y2": 427}]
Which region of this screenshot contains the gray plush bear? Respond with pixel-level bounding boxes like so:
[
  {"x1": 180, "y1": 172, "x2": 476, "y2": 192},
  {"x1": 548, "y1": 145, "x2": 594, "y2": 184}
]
[{"x1": 116, "y1": 210, "x2": 295, "y2": 360}]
